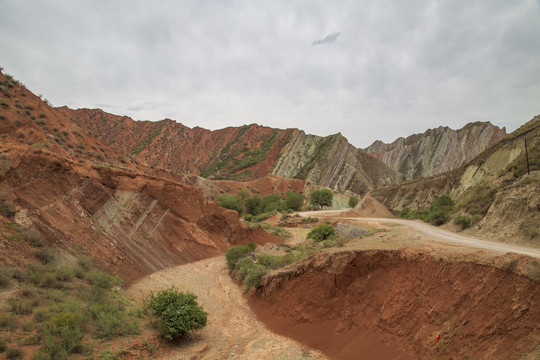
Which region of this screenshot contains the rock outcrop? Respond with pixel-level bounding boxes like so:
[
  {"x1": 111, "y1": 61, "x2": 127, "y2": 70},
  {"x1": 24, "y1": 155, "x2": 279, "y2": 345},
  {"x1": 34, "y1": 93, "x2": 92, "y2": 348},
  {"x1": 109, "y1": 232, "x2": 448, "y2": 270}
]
[
  {"x1": 366, "y1": 122, "x2": 506, "y2": 179},
  {"x1": 371, "y1": 116, "x2": 540, "y2": 246}
]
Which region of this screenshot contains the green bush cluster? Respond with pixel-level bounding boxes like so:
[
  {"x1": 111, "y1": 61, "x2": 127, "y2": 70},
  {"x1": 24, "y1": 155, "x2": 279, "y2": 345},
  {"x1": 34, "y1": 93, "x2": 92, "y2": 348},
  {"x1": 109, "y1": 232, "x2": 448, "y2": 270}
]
[
  {"x1": 454, "y1": 215, "x2": 472, "y2": 229},
  {"x1": 146, "y1": 287, "x2": 207, "y2": 341},
  {"x1": 309, "y1": 189, "x2": 333, "y2": 209},
  {"x1": 225, "y1": 243, "x2": 256, "y2": 271},
  {"x1": 348, "y1": 196, "x2": 359, "y2": 208},
  {"x1": 218, "y1": 190, "x2": 304, "y2": 219},
  {"x1": 400, "y1": 195, "x2": 455, "y2": 226},
  {"x1": 307, "y1": 223, "x2": 336, "y2": 242}
]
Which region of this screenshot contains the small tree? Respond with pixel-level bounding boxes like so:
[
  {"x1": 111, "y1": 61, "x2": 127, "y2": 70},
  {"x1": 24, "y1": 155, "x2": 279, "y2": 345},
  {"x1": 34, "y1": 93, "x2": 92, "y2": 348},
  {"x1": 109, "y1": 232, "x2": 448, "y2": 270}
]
[
  {"x1": 216, "y1": 194, "x2": 242, "y2": 214},
  {"x1": 146, "y1": 287, "x2": 207, "y2": 341},
  {"x1": 285, "y1": 191, "x2": 304, "y2": 211},
  {"x1": 309, "y1": 189, "x2": 333, "y2": 209},
  {"x1": 307, "y1": 223, "x2": 335, "y2": 242}
]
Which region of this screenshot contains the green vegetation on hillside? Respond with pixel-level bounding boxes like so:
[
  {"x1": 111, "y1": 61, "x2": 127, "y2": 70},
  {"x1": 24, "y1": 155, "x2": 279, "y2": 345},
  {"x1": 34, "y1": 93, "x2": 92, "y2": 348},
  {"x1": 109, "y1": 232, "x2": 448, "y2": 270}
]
[
  {"x1": 217, "y1": 190, "x2": 304, "y2": 219},
  {"x1": 201, "y1": 128, "x2": 279, "y2": 179},
  {"x1": 307, "y1": 223, "x2": 336, "y2": 242},
  {"x1": 400, "y1": 195, "x2": 455, "y2": 226},
  {"x1": 0, "y1": 254, "x2": 140, "y2": 360},
  {"x1": 132, "y1": 121, "x2": 165, "y2": 155}
]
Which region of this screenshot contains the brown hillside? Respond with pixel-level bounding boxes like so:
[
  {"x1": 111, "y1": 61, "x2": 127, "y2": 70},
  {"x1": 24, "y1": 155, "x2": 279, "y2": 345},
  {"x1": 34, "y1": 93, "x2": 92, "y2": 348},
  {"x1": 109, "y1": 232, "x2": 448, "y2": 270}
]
[
  {"x1": 0, "y1": 70, "x2": 278, "y2": 284},
  {"x1": 58, "y1": 107, "x2": 400, "y2": 193},
  {"x1": 57, "y1": 106, "x2": 296, "y2": 181},
  {"x1": 0, "y1": 71, "x2": 140, "y2": 172},
  {"x1": 0, "y1": 145, "x2": 277, "y2": 284}
]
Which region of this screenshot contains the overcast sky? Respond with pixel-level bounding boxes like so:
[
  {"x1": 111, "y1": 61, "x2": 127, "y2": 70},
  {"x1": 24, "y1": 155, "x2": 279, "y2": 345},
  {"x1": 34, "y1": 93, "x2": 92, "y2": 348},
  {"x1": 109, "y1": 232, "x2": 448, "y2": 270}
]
[{"x1": 1, "y1": 0, "x2": 539, "y2": 147}]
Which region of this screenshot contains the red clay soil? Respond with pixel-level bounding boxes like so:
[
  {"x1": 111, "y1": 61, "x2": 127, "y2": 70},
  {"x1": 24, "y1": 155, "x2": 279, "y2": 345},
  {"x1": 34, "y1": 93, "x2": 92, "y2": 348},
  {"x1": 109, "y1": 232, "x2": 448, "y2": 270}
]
[
  {"x1": 0, "y1": 144, "x2": 278, "y2": 284},
  {"x1": 249, "y1": 249, "x2": 540, "y2": 360},
  {"x1": 58, "y1": 106, "x2": 297, "y2": 181}
]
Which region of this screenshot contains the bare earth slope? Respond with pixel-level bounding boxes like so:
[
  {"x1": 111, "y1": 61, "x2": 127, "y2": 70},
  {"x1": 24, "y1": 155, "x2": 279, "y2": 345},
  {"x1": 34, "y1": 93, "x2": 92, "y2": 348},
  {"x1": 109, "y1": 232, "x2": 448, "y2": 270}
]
[{"x1": 366, "y1": 122, "x2": 506, "y2": 179}]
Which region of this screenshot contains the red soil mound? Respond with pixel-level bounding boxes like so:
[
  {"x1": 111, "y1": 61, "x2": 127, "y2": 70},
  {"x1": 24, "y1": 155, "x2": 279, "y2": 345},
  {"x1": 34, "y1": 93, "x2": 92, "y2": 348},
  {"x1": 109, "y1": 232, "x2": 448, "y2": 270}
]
[
  {"x1": 1, "y1": 144, "x2": 278, "y2": 284},
  {"x1": 249, "y1": 249, "x2": 539, "y2": 359}
]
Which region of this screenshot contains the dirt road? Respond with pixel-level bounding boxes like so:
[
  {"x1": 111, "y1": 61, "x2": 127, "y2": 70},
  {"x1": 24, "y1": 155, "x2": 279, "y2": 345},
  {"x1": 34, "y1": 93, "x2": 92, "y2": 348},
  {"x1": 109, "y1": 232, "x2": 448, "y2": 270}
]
[
  {"x1": 127, "y1": 255, "x2": 327, "y2": 360},
  {"x1": 300, "y1": 210, "x2": 540, "y2": 258}
]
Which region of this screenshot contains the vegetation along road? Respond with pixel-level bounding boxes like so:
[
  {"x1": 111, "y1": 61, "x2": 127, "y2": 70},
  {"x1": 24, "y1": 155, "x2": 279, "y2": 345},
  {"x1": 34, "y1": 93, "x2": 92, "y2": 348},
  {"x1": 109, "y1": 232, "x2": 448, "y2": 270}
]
[{"x1": 300, "y1": 211, "x2": 540, "y2": 259}]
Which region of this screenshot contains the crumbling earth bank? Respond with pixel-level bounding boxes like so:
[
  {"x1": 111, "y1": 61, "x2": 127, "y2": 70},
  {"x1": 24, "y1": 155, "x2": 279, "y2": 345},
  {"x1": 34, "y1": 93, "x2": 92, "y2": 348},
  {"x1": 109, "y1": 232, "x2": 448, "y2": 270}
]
[{"x1": 250, "y1": 249, "x2": 540, "y2": 360}]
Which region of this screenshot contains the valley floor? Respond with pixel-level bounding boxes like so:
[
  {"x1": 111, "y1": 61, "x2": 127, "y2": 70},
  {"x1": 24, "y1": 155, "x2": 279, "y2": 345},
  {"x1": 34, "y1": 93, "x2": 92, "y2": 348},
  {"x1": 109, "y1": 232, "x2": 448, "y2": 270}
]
[
  {"x1": 126, "y1": 254, "x2": 327, "y2": 360},
  {"x1": 126, "y1": 211, "x2": 539, "y2": 359}
]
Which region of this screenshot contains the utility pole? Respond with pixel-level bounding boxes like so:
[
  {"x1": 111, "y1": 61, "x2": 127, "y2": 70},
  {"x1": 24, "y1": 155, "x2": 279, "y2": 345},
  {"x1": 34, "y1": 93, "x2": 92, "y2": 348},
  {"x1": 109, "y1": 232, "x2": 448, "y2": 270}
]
[{"x1": 525, "y1": 137, "x2": 530, "y2": 175}]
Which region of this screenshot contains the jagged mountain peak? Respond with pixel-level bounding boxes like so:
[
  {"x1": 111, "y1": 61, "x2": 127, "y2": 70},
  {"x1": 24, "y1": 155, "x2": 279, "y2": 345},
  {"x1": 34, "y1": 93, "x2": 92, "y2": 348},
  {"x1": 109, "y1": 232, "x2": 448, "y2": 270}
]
[{"x1": 365, "y1": 122, "x2": 506, "y2": 179}]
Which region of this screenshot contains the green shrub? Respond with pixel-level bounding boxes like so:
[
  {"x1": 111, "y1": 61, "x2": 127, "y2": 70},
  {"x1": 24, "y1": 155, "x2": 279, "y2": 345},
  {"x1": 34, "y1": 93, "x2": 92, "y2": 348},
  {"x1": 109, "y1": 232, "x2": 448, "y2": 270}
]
[
  {"x1": 146, "y1": 287, "x2": 208, "y2": 341},
  {"x1": 217, "y1": 194, "x2": 243, "y2": 214},
  {"x1": 309, "y1": 189, "x2": 333, "y2": 209},
  {"x1": 0, "y1": 313, "x2": 18, "y2": 331},
  {"x1": 244, "y1": 214, "x2": 253, "y2": 222},
  {"x1": 225, "y1": 243, "x2": 256, "y2": 271},
  {"x1": 21, "y1": 320, "x2": 33, "y2": 332},
  {"x1": 454, "y1": 215, "x2": 472, "y2": 229},
  {"x1": 285, "y1": 191, "x2": 304, "y2": 211},
  {"x1": 77, "y1": 255, "x2": 93, "y2": 271},
  {"x1": 55, "y1": 265, "x2": 74, "y2": 282},
  {"x1": 6, "y1": 347, "x2": 23, "y2": 359},
  {"x1": 348, "y1": 196, "x2": 359, "y2": 208},
  {"x1": 22, "y1": 229, "x2": 45, "y2": 247},
  {"x1": 307, "y1": 223, "x2": 336, "y2": 242},
  {"x1": 33, "y1": 248, "x2": 55, "y2": 264},
  {"x1": 40, "y1": 311, "x2": 84, "y2": 354},
  {"x1": 252, "y1": 212, "x2": 274, "y2": 222},
  {"x1": 8, "y1": 298, "x2": 35, "y2": 315},
  {"x1": 244, "y1": 264, "x2": 267, "y2": 290},
  {"x1": 0, "y1": 337, "x2": 6, "y2": 352},
  {"x1": 426, "y1": 209, "x2": 451, "y2": 226},
  {"x1": 85, "y1": 270, "x2": 122, "y2": 289},
  {"x1": 0, "y1": 201, "x2": 15, "y2": 217},
  {"x1": 34, "y1": 308, "x2": 50, "y2": 323},
  {"x1": 0, "y1": 267, "x2": 11, "y2": 288},
  {"x1": 35, "y1": 337, "x2": 69, "y2": 360}
]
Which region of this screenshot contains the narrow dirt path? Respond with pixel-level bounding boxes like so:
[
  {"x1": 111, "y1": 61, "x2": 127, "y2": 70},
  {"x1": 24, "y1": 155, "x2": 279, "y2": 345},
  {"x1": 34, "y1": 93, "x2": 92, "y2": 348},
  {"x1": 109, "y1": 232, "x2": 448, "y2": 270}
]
[
  {"x1": 127, "y1": 255, "x2": 327, "y2": 360},
  {"x1": 299, "y1": 210, "x2": 540, "y2": 258}
]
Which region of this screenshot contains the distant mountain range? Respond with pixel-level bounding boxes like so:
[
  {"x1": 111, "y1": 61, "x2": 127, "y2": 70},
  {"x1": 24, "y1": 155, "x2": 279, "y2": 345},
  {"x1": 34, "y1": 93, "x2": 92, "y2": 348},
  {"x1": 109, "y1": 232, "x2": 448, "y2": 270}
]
[
  {"x1": 57, "y1": 107, "x2": 505, "y2": 194},
  {"x1": 365, "y1": 122, "x2": 506, "y2": 179}
]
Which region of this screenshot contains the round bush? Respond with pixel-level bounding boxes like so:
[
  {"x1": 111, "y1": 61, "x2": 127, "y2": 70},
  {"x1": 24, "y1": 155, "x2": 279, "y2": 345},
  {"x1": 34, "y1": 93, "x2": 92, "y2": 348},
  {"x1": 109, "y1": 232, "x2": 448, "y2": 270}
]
[{"x1": 146, "y1": 287, "x2": 207, "y2": 341}]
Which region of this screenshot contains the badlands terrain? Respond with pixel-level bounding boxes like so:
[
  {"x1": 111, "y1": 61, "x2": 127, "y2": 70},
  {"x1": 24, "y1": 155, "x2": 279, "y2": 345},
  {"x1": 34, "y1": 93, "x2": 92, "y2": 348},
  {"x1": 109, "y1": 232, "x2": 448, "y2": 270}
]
[{"x1": 0, "y1": 69, "x2": 538, "y2": 359}]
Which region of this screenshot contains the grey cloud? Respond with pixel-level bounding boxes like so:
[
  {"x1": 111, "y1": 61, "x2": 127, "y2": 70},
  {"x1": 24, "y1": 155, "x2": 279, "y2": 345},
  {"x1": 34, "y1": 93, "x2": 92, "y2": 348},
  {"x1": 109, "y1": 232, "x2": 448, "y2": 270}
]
[
  {"x1": 312, "y1": 32, "x2": 341, "y2": 46},
  {"x1": 0, "y1": 0, "x2": 538, "y2": 148}
]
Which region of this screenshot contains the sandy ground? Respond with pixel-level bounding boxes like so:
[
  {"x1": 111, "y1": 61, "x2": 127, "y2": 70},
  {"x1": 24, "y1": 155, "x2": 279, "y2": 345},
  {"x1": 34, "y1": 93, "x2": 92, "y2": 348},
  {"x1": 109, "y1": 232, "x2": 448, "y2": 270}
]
[
  {"x1": 126, "y1": 254, "x2": 327, "y2": 360},
  {"x1": 126, "y1": 210, "x2": 539, "y2": 359}
]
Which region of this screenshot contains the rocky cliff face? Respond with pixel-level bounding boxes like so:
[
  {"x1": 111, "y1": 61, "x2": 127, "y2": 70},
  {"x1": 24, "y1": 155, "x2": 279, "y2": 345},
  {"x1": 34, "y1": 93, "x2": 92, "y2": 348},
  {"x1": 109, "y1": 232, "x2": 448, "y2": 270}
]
[
  {"x1": 59, "y1": 107, "x2": 400, "y2": 194},
  {"x1": 371, "y1": 116, "x2": 540, "y2": 246},
  {"x1": 366, "y1": 122, "x2": 506, "y2": 179},
  {"x1": 271, "y1": 131, "x2": 400, "y2": 194}
]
